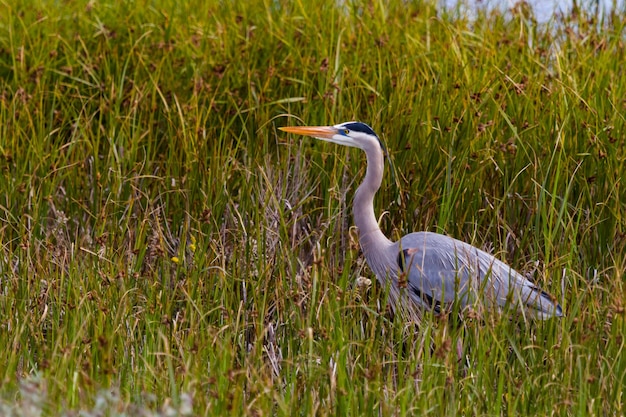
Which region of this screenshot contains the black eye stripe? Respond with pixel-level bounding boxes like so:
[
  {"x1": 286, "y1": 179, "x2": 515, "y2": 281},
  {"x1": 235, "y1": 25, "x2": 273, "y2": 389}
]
[
  {"x1": 342, "y1": 122, "x2": 377, "y2": 136},
  {"x1": 340, "y1": 122, "x2": 385, "y2": 151}
]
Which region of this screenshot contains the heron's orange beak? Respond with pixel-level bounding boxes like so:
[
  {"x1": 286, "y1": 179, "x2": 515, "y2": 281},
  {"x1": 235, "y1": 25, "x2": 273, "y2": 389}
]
[{"x1": 279, "y1": 125, "x2": 337, "y2": 139}]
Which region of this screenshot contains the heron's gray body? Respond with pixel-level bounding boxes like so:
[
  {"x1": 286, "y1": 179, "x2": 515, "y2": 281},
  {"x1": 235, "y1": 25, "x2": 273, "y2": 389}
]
[
  {"x1": 366, "y1": 231, "x2": 563, "y2": 320},
  {"x1": 280, "y1": 121, "x2": 563, "y2": 321}
]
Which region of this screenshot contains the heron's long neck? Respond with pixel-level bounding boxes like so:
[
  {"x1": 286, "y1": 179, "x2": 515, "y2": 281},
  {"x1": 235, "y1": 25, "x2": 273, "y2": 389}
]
[{"x1": 353, "y1": 148, "x2": 394, "y2": 264}]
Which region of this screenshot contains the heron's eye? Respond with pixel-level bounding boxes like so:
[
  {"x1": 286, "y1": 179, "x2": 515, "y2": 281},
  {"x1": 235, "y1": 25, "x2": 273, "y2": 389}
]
[{"x1": 343, "y1": 129, "x2": 349, "y2": 135}]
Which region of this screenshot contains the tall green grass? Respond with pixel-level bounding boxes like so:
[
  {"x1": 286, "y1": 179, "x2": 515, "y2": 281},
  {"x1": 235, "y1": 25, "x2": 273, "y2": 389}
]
[{"x1": 0, "y1": 0, "x2": 624, "y2": 415}]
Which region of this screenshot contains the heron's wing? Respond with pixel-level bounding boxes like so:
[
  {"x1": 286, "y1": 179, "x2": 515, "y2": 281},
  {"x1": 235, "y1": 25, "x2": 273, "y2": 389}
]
[
  {"x1": 396, "y1": 238, "x2": 481, "y2": 313},
  {"x1": 397, "y1": 233, "x2": 562, "y2": 318}
]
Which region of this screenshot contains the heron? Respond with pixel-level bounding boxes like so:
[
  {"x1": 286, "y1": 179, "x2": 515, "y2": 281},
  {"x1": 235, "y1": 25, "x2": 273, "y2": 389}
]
[{"x1": 279, "y1": 121, "x2": 563, "y2": 322}]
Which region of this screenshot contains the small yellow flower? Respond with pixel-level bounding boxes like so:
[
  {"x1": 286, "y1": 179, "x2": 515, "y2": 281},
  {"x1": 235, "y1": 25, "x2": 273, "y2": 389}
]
[{"x1": 171, "y1": 256, "x2": 180, "y2": 264}]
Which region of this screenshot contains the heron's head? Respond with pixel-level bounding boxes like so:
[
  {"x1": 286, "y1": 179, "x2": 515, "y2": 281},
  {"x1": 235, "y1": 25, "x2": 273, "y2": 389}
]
[{"x1": 279, "y1": 121, "x2": 384, "y2": 152}]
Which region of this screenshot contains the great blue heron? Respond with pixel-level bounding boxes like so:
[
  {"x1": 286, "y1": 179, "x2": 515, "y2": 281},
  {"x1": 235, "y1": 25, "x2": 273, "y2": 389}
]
[{"x1": 280, "y1": 121, "x2": 563, "y2": 322}]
